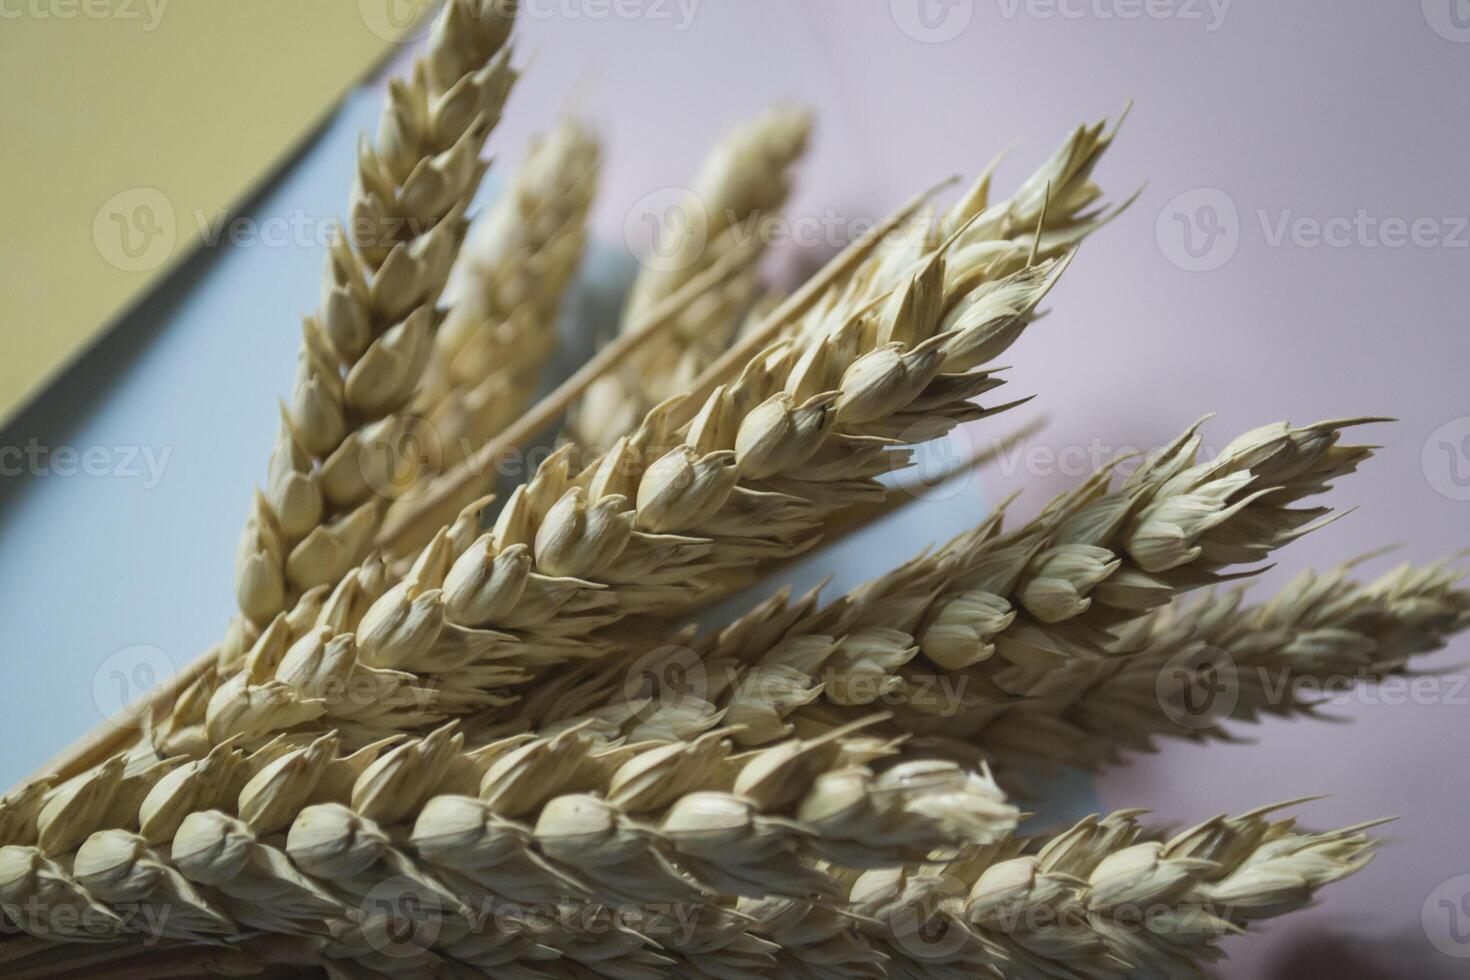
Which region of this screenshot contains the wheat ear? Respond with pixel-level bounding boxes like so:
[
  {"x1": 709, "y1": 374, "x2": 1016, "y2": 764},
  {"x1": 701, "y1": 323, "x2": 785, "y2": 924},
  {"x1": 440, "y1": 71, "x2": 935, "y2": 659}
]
[
  {"x1": 849, "y1": 802, "x2": 1381, "y2": 980},
  {"x1": 229, "y1": 0, "x2": 518, "y2": 660},
  {"x1": 0, "y1": 724, "x2": 1016, "y2": 975},
  {"x1": 567, "y1": 105, "x2": 813, "y2": 451},
  {"x1": 978, "y1": 555, "x2": 1470, "y2": 771},
  {"x1": 487, "y1": 417, "x2": 1372, "y2": 752}
]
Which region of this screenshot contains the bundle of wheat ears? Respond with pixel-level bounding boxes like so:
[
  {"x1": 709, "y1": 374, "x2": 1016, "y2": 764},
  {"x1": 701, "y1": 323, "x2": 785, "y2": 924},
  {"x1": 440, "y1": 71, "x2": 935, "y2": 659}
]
[{"x1": 4, "y1": 3, "x2": 1467, "y2": 978}]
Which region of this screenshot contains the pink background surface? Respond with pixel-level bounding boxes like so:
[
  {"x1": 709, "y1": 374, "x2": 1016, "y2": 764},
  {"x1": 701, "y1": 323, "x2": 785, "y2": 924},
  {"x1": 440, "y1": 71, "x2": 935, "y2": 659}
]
[{"x1": 477, "y1": 2, "x2": 1469, "y2": 975}]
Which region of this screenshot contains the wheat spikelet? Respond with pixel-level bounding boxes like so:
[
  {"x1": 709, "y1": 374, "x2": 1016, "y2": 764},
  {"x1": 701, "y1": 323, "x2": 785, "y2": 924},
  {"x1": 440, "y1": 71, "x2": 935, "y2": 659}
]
[
  {"x1": 568, "y1": 104, "x2": 814, "y2": 452},
  {"x1": 383, "y1": 117, "x2": 602, "y2": 559},
  {"x1": 227, "y1": 0, "x2": 518, "y2": 666}
]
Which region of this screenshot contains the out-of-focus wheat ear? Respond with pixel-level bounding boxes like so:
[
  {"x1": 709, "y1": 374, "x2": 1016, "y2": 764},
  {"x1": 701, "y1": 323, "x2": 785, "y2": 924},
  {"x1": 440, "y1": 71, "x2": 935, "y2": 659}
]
[
  {"x1": 568, "y1": 104, "x2": 814, "y2": 452},
  {"x1": 383, "y1": 118, "x2": 602, "y2": 561}
]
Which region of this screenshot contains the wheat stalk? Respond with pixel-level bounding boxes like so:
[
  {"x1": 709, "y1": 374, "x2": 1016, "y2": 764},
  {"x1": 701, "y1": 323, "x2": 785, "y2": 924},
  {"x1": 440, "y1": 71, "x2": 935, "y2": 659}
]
[
  {"x1": 567, "y1": 105, "x2": 813, "y2": 452},
  {"x1": 319, "y1": 118, "x2": 1132, "y2": 737},
  {"x1": 189, "y1": 251, "x2": 1068, "y2": 750},
  {"x1": 227, "y1": 0, "x2": 518, "y2": 667}
]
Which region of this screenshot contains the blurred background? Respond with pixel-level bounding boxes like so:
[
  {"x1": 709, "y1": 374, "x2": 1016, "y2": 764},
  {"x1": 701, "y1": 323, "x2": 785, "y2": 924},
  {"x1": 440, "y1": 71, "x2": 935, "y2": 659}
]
[{"x1": 2, "y1": 1, "x2": 1467, "y2": 975}]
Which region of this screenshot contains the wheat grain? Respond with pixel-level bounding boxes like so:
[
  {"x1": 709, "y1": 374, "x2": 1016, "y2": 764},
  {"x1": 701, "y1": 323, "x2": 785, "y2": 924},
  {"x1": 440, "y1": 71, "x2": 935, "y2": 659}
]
[
  {"x1": 0, "y1": 11, "x2": 1445, "y2": 969},
  {"x1": 136, "y1": 139, "x2": 1110, "y2": 755}
]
